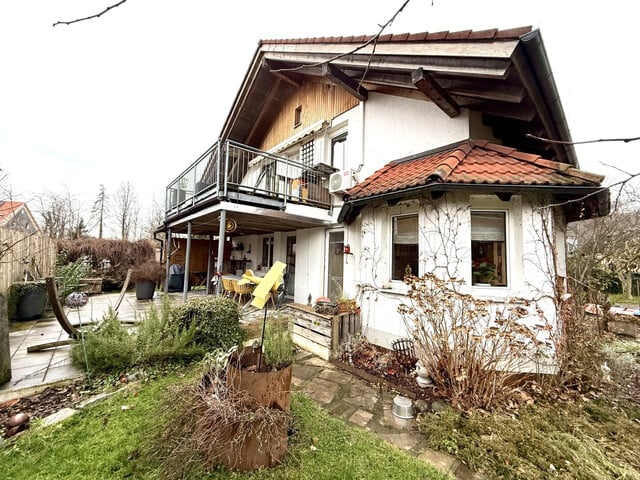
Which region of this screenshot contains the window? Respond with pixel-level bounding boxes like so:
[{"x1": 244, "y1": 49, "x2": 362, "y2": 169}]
[
  {"x1": 471, "y1": 211, "x2": 507, "y2": 286},
  {"x1": 331, "y1": 134, "x2": 347, "y2": 169},
  {"x1": 392, "y1": 215, "x2": 418, "y2": 280},
  {"x1": 300, "y1": 140, "x2": 314, "y2": 167},
  {"x1": 294, "y1": 106, "x2": 302, "y2": 128},
  {"x1": 262, "y1": 235, "x2": 274, "y2": 269}
]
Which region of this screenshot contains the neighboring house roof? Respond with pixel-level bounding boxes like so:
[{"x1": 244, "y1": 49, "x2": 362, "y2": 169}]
[
  {"x1": 339, "y1": 140, "x2": 609, "y2": 223},
  {"x1": 223, "y1": 27, "x2": 576, "y2": 165},
  {"x1": 0, "y1": 200, "x2": 41, "y2": 234}
]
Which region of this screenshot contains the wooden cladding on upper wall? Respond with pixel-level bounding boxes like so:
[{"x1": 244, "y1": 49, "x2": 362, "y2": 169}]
[{"x1": 258, "y1": 80, "x2": 359, "y2": 152}]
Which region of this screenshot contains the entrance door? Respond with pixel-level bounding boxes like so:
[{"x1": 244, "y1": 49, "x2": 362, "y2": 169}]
[
  {"x1": 327, "y1": 230, "x2": 344, "y2": 301},
  {"x1": 286, "y1": 236, "x2": 296, "y2": 297}
]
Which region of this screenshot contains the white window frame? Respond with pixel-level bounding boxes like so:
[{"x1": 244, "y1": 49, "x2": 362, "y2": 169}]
[
  {"x1": 390, "y1": 213, "x2": 419, "y2": 281},
  {"x1": 470, "y1": 208, "x2": 510, "y2": 289}
]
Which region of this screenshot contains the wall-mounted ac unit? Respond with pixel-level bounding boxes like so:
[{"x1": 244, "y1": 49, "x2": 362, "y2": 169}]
[{"x1": 329, "y1": 169, "x2": 355, "y2": 193}]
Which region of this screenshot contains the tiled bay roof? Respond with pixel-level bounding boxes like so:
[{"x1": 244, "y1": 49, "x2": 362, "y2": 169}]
[{"x1": 345, "y1": 140, "x2": 604, "y2": 201}]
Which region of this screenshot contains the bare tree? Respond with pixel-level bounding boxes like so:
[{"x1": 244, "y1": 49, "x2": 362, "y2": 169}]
[
  {"x1": 140, "y1": 194, "x2": 164, "y2": 240},
  {"x1": 112, "y1": 181, "x2": 139, "y2": 240},
  {"x1": 36, "y1": 184, "x2": 83, "y2": 239},
  {"x1": 91, "y1": 184, "x2": 109, "y2": 239}
]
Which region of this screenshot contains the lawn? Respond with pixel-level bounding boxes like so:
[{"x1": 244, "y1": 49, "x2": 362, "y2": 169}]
[{"x1": 0, "y1": 374, "x2": 448, "y2": 480}]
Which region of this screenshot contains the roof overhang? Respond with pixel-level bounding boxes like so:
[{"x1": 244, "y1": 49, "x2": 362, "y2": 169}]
[
  {"x1": 219, "y1": 28, "x2": 578, "y2": 166},
  {"x1": 338, "y1": 183, "x2": 610, "y2": 224}
]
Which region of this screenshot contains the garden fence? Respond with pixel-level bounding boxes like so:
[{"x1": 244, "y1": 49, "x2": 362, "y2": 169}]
[{"x1": 0, "y1": 227, "x2": 57, "y2": 295}]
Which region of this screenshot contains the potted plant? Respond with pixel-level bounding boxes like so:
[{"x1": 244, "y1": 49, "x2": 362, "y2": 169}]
[
  {"x1": 226, "y1": 314, "x2": 295, "y2": 411},
  {"x1": 223, "y1": 314, "x2": 295, "y2": 470},
  {"x1": 7, "y1": 281, "x2": 46, "y2": 320},
  {"x1": 472, "y1": 261, "x2": 496, "y2": 285},
  {"x1": 336, "y1": 294, "x2": 358, "y2": 313},
  {"x1": 131, "y1": 261, "x2": 165, "y2": 300}
]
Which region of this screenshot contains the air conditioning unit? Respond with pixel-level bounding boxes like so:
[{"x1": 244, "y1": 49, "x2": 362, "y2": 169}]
[{"x1": 329, "y1": 169, "x2": 355, "y2": 193}]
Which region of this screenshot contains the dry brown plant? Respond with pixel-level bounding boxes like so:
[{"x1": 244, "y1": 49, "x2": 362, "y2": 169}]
[
  {"x1": 156, "y1": 366, "x2": 291, "y2": 478},
  {"x1": 399, "y1": 274, "x2": 551, "y2": 410}
]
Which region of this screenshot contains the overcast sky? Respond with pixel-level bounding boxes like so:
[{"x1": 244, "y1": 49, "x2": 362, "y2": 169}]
[{"x1": 1, "y1": 0, "x2": 638, "y2": 234}]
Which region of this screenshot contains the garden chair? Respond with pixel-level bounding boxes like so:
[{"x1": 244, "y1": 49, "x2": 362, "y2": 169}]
[
  {"x1": 232, "y1": 279, "x2": 254, "y2": 304},
  {"x1": 221, "y1": 277, "x2": 234, "y2": 298}
]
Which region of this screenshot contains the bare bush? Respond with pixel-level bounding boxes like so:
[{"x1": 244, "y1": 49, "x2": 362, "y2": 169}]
[
  {"x1": 399, "y1": 274, "x2": 551, "y2": 410},
  {"x1": 157, "y1": 363, "x2": 290, "y2": 478}
]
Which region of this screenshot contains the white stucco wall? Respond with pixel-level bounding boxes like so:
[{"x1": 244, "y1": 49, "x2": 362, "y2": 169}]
[
  {"x1": 360, "y1": 93, "x2": 470, "y2": 180},
  {"x1": 347, "y1": 192, "x2": 563, "y2": 353}
]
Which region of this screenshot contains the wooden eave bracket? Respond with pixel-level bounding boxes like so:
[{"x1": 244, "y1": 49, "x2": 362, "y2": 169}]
[
  {"x1": 322, "y1": 63, "x2": 368, "y2": 101},
  {"x1": 412, "y1": 68, "x2": 460, "y2": 118},
  {"x1": 262, "y1": 59, "x2": 301, "y2": 88}
]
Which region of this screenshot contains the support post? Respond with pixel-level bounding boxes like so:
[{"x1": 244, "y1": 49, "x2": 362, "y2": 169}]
[
  {"x1": 183, "y1": 222, "x2": 192, "y2": 302},
  {"x1": 216, "y1": 210, "x2": 227, "y2": 295},
  {"x1": 164, "y1": 228, "x2": 172, "y2": 294},
  {"x1": 206, "y1": 233, "x2": 213, "y2": 295}
]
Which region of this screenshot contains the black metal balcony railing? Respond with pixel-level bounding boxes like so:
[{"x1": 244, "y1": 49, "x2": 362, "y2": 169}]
[{"x1": 165, "y1": 140, "x2": 332, "y2": 216}]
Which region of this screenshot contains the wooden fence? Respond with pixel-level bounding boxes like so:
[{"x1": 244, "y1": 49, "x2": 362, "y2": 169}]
[{"x1": 0, "y1": 227, "x2": 57, "y2": 295}]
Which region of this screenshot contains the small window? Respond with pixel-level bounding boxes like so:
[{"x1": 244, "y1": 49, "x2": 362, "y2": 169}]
[
  {"x1": 471, "y1": 211, "x2": 507, "y2": 286},
  {"x1": 294, "y1": 106, "x2": 302, "y2": 128},
  {"x1": 331, "y1": 134, "x2": 347, "y2": 169},
  {"x1": 300, "y1": 140, "x2": 314, "y2": 167},
  {"x1": 392, "y1": 215, "x2": 418, "y2": 280}
]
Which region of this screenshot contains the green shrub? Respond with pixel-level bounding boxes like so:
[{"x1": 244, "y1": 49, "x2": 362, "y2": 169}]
[
  {"x1": 72, "y1": 308, "x2": 136, "y2": 373},
  {"x1": 263, "y1": 314, "x2": 295, "y2": 369},
  {"x1": 56, "y1": 252, "x2": 91, "y2": 297},
  {"x1": 135, "y1": 296, "x2": 202, "y2": 364},
  {"x1": 171, "y1": 297, "x2": 245, "y2": 352}
]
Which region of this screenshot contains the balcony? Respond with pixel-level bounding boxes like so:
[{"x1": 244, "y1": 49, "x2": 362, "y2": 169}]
[{"x1": 165, "y1": 140, "x2": 332, "y2": 218}]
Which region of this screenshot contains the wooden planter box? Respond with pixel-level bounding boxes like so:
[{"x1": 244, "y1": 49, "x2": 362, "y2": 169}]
[
  {"x1": 283, "y1": 303, "x2": 361, "y2": 360},
  {"x1": 79, "y1": 277, "x2": 103, "y2": 295}
]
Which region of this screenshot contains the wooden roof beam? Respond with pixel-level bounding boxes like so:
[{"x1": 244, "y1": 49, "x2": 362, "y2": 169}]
[
  {"x1": 262, "y1": 59, "x2": 301, "y2": 88},
  {"x1": 411, "y1": 68, "x2": 460, "y2": 118},
  {"x1": 322, "y1": 63, "x2": 368, "y2": 101}
]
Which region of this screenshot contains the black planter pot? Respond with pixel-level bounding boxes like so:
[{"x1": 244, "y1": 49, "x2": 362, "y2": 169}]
[
  {"x1": 13, "y1": 283, "x2": 46, "y2": 321},
  {"x1": 135, "y1": 281, "x2": 156, "y2": 300}
]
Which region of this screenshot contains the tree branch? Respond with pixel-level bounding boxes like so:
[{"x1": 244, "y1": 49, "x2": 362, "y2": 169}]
[
  {"x1": 269, "y1": 0, "x2": 411, "y2": 75},
  {"x1": 526, "y1": 133, "x2": 640, "y2": 145},
  {"x1": 53, "y1": 0, "x2": 128, "y2": 27}
]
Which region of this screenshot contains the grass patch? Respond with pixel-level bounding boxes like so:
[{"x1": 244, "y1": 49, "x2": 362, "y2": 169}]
[
  {"x1": 609, "y1": 294, "x2": 640, "y2": 306},
  {"x1": 1, "y1": 375, "x2": 448, "y2": 480},
  {"x1": 418, "y1": 399, "x2": 640, "y2": 479}
]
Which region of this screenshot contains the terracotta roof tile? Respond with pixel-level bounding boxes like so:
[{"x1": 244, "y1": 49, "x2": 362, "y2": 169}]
[
  {"x1": 445, "y1": 29, "x2": 472, "y2": 40},
  {"x1": 469, "y1": 28, "x2": 498, "y2": 40},
  {"x1": 345, "y1": 140, "x2": 604, "y2": 201},
  {"x1": 0, "y1": 201, "x2": 24, "y2": 222}
]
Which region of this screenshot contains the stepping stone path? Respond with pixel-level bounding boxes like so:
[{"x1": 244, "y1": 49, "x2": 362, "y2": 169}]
[{"x1": 293, "y1": 351, "x2": 487, "y2": 480}]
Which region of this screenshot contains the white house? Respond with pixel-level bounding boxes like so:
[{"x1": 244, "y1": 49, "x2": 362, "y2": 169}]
[{"x1": 158, "y1": 27, "x2": 608, "y2": 361}]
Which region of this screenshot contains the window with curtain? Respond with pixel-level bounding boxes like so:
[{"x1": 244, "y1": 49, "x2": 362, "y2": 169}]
[
  {"x1": 471, "y1": 211, "x2": 507, "y2": 286},
  {"x1": 392, "y1": 214, "x2": 418, "y2": 280}
]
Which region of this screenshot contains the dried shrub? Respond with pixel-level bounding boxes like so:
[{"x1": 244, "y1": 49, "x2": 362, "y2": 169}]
[
  {"x1": 156, "y1": 364, "x2": 291, "y2": 478},
  {"x1": 57, "y1": 238, "x2": 155, "y2": 285},
  {"x1": 131, "y1": 260, "x2": 165, "y2": 283},
  {"x1": 399, "y1": 274, "x2": 551, "y2": 410}
]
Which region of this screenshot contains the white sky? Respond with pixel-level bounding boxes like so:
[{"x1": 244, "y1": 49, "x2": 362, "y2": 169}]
[{"x1": 1, "y1": 0, "x2": 638, "y2": 232}]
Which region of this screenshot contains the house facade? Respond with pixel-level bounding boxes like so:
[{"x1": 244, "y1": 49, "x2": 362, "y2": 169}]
[
  {"x1": 0, "y1": 201, "x2": 41, "y2": 234},
  {"x1": 158, "y1": 27, "x2": 608, "y2": 361}
]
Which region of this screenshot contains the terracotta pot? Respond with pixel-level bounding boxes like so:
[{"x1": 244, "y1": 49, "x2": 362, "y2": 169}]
[{"x1": 226, "y1": 347, "x2": 292, "y2": 412}]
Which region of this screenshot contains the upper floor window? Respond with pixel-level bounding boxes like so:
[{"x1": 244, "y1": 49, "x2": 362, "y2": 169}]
[
  {"x1": 331, "y1": 134, "x2": 347, "y2": 169},
  {"x1": 294, "y1": 106, "x2": 302, "y2": 128},
  {"x1": 300, "y1": 140, "x2": 314, "y2": 167},
  {"x1": 471, "y1": 211, "x2": 507, "y2": 286},
  {"x1": 392, "y1": 214, "x2": 418, "y2": 280}
]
